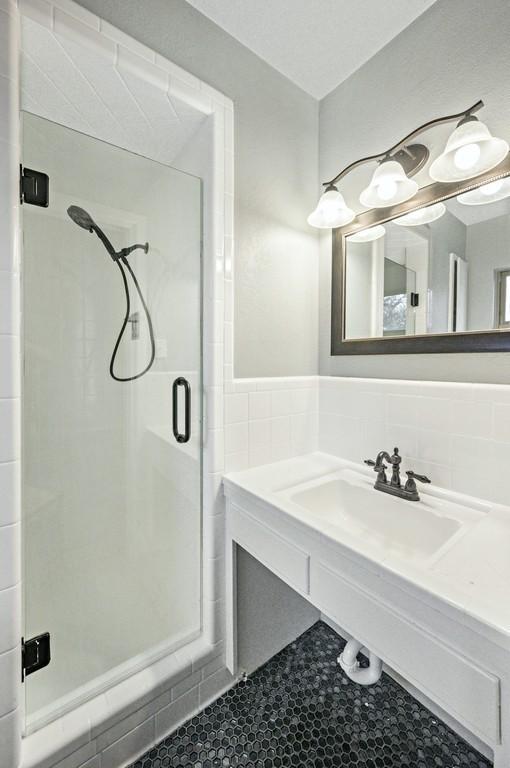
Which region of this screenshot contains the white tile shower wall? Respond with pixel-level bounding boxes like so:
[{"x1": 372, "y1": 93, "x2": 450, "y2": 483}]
[
  {"x1": 0, "y1": 2, "x2": 21, "y2": 767},
  {"x1": 224, "y1": 378, "x2": 318, "y2": 473},
  {"x1": 319, "y1": 376, "x2": 510, "y2": 505}
]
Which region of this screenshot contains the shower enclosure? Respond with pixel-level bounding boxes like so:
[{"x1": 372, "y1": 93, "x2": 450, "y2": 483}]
[{"x1": 21, "y1": 112, "x2": 203, "y2": 727}]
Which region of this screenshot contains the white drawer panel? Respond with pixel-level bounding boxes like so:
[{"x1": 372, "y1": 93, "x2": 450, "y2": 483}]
[
  {"x1": 311, "y1": 561, "x2": 500, "y2": 745},
  {"x1": 229, "y1": 503, "x2": 310, "y2": 594}
]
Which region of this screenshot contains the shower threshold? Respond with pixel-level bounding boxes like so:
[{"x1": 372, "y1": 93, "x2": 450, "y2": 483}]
[{"x1": 25, "y1": 627, "x2": 201, "y2": 736}]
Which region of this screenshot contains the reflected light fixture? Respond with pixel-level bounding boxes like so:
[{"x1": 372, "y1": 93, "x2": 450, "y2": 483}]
[
  {"x1": 307, "y1": 184, "x2": 355, "y2": 229},
  {"x1": 359, "y1": 159, "x2": 418, "y2": 209},
  {"x1": 429, "y1": 116, "x2": 508, "y2": 182},
  {"x1": 348, "y1": 224, "x2": 386, "y2": 242},
  {"x1": 394, "y1": 202, "x2": 446, "y2": 227},
  {"x1": 457, "y1": 178, "x2": 510, "y2": 206}
]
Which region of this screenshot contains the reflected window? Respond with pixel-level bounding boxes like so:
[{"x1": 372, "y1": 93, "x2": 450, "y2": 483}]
[{"x1": 382, "y1": 258, "x2": 416, "y2": 337}]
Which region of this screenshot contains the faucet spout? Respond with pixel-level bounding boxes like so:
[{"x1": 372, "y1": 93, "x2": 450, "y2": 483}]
[
  {"x1": 364, "y1": 447, "x2": 430, "y2": 501},
  {"x1": 375, "y1": 450, "x2": 391, "y2": 468}
]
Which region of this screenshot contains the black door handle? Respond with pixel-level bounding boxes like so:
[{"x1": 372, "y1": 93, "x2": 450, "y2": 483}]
[{"x1": 172, "y1": 377, "x2": 191, "y2": 443}]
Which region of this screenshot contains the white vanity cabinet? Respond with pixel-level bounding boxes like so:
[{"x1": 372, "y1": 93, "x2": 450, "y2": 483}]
[{"x1": 223, "y1": 457, "x2": 510, "y2": 768}]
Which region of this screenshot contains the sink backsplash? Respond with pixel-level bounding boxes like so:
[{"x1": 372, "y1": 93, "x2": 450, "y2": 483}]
[
  {"x1": 226, "y1": 375, "x2": 510, "y2": 506},
  {"x1": 225, "y1": 376, "x2": 510, "y2": 504},
  {"x1": 319, "y1": 376, "x2": 510, "y2": 506}
]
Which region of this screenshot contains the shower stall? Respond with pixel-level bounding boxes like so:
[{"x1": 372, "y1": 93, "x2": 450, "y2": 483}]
[
  {"x1": 0, "y1": 3, "x2": 232, "y2": 764},
  {"x1": 22, "y1": 111, "x2": 203, "y2": 724}
]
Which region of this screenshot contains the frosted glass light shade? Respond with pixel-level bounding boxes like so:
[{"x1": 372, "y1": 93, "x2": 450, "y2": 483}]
[
  {"x1": 348, "y1": 225, "x2": 386, "y2": 242},
  {"x1": 429, "y1": 119, "x2": 509, "y2": 182},
  {"x1": 457, "y1": 177, "x2": 510, "y2": 205},
  {"x1": 307, "y1": 187, "x2": 355, "y2": 229},
  {"x1": 394, "y1": 202, "x2": 446, "y2": 227},
  {"x1": 359, "y1": 160, "x2": 418, "y2": 208}
]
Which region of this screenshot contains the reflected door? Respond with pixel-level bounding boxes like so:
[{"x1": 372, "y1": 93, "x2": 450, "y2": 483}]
[{"x1": 22, "y1": 113, "x2": 202, "y2": 723}]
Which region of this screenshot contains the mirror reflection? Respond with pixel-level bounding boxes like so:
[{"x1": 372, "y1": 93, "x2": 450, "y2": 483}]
[{"x1": 344, "y1": 184, "x2": 510, "y2": 340}]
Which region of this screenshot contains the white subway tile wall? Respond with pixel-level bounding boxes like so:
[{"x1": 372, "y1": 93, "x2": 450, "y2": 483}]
[
  {"x1": 224, "y1": 378, "x2": 319, "y2": 473},
  {"x1": 319, "y1": 377, "x2": 510, "y2": 505}
]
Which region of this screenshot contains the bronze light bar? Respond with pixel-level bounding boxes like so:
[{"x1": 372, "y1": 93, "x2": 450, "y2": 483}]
[
  {"x1": 322, "y1": 99, "x2": 484, "y2": 188},
  {"x1": 308, "y1": 99, "x2": 509, "y2": 228}
]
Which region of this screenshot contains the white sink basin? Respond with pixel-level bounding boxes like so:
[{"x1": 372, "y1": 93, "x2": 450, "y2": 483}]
[
  {"x1": 281, "y1": 467, "x2": 484, "y2": 563},
  {"x1": 224, "y1": 452, "x2": 510, "y2": 640}
]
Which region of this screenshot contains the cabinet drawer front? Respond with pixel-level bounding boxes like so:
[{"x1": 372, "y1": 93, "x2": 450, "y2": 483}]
[
  {"x1": 311, "y1": 561, "x2": 500, "y2": 745},
  {"x1": 229, "y1": 504, "x2": 310, "y2": 594}
]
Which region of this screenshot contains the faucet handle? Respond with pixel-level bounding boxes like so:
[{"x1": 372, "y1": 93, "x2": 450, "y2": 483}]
[{"x1": 406, "y1": 470, "x2": 431, "y2": 484}]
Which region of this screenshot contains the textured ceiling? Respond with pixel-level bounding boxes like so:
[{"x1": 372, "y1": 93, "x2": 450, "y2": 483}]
[
  {"x1": 184, "y1": 0, "x2": 438, "y2": 99},
  {"x1": 21, "y1": 16, "x2": 207, "y2": 167}
]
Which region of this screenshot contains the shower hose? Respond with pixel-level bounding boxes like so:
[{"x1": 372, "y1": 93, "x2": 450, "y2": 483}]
[{"x1": 110, "y1": 255, "x2": 156, "y2": 382}]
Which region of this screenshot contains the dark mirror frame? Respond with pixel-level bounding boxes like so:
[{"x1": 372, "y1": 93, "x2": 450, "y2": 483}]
[{"x1": 331, "y1": 155, "x2": 510, "y2": 355}]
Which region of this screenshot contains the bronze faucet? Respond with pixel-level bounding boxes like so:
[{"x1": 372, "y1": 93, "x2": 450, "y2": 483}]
[{"x1": 365, "y1": 447, "x2": 430, "y2": 502}]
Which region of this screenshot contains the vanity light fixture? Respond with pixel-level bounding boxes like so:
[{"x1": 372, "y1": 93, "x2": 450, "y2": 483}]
[
  {"x1": 429, "y1": 115, "x2": 508, "y2": 183},
  {"x1": 308, "y1": 99, "x2": 508, "y2": 229},
  {"x1": 393, "y1": 202, "x2": 446, "y2": 227},
  {"x1": 457, "y1": 177, "x2": 510, "y2": 206},
  {"x1": 307, "y1": 184, "x2": 355, "y2": 228},
  {"x1": 359, "y1": 158, "x2": 418, "y2": 208},
  {"x1": 348, "y1": 224, "x2": 386, "y2": 242}
]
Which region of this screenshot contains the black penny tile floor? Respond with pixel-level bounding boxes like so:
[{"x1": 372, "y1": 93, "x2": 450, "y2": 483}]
[{"x1": 131, "y1": 621, "x2": 492, "y2": 768}]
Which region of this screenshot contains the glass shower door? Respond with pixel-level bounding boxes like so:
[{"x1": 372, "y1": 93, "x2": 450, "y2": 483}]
[{"x1": 22, "y1": 113, "x2": 202, "y2": 724}]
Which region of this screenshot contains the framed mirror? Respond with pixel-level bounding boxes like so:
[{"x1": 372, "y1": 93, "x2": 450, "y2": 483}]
[{"x1": 331, "y1": 156, "x2": 510, "y2": 354}]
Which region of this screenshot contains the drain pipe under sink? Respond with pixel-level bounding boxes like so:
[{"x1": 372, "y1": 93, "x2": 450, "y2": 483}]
[{"x1": 337, "y1": 638, "x2": 383, "y2": 686}]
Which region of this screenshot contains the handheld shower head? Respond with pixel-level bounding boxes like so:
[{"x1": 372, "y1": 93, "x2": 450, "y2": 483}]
[
  {"x1": 66, "y1": 203, "x2": 155, "y2": 381},
  {"x1": 67, "y1": 205, "x2": 117, "y2": 260},
  {"x1": 67, "y1": 205, "x2": 95, "y2": 232}
]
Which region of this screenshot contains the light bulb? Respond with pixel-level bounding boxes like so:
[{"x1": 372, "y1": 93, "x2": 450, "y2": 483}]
[
  {"x1": 430, "y1": 117, "x2": 508, "y2": 182},
  {"x1": 377, "y1": 179, "x2": 398, "y2": 201},
  {"x1": 454, "y1": 142, "x2": 481, "y2": 170},
  {"x1": 481, "y1": 179, "x2": 504, "y2": 196},
  {"x1": 321, "y1": 198, "x2": 342, "y2": 224},
  {"x1": 307, "y1": 186, "x2": 355, "y2": 228},
  {"x1": 457, "y1": 176, "x2": 510, "y2": 205},
  {"x1": 348, "y1": 225, "x2": 386, "y2": 243},
  {"x1": 359, "y1": 160, "x2": 418, "y2": 208},
  {"x1": 394, "y1": 202, "x2": 446, "y2": 227}
]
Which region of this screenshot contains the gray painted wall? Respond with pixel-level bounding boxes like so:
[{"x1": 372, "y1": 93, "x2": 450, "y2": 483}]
[
  {"x1": 319, "y1": 0, "x2": 510, "y2": 383},
  {"x1": 467, "y1": 214, "x2": 510, "y2": 330},
  {"x1": 237, "y1": 550, "x2": 319, "y2": 675},
  {"x1": 76, "y1": 0, "x2": 319, "y2": 379}
]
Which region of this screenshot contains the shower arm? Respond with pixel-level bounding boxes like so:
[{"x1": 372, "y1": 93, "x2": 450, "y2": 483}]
[
  {"x1": 116, "y1": 242, "x2": 149, "y2": 260},
  {"x1": 89, "y1": 222, "x2": 148, "y2": 263}
]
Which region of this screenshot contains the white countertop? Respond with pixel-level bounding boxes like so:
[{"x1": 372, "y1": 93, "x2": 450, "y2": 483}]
[{"x1": 224, "y1": 452, "x2": 510, "y2": 646}]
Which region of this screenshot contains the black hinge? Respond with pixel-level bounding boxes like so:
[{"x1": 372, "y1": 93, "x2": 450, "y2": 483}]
[
  {"x1": 22, "y1": 633, "x2": 51, "y2": 682},
  {"x1": 410, "y1": 292, "x2": 420, "y2": 307},
  {"x1": 20, "y1": 166, "x2": 49, "y2": 207}
]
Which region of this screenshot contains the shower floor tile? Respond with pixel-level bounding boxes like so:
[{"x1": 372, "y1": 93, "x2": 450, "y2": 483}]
[{"x1": 131, "y1": 621, "x2": 492, "y2": 768}]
